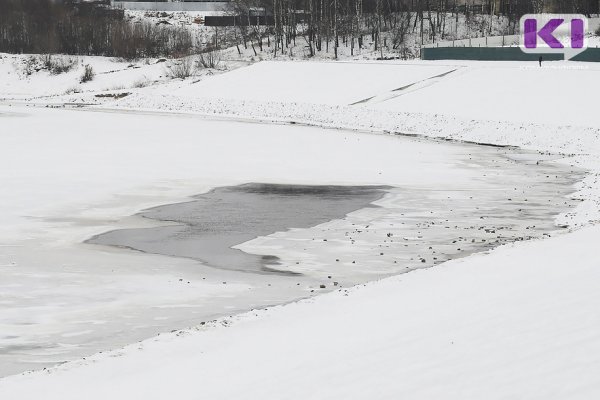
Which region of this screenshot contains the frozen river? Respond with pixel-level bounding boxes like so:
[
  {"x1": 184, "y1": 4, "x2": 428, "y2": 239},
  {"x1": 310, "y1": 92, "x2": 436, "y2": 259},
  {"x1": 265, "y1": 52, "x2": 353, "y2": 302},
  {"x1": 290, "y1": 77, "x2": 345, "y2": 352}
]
[{"x1": 0, "y1": 105, "x2": 584, "y2": 377}]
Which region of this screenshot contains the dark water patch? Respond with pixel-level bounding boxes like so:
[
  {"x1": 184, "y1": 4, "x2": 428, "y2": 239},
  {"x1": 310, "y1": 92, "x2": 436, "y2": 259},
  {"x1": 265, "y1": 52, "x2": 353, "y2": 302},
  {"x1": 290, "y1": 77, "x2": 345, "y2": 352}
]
[{"x1": 87, "y1": 183, "x2": 389, "y2": 274}]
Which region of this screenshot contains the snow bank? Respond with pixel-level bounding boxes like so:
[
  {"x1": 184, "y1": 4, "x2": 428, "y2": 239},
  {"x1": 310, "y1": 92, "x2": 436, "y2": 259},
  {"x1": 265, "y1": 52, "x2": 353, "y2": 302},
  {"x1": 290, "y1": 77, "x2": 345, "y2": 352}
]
[
  {"x1": 2, "y1": 223, "x2": 599, "y2": 400},
  {"x1": 372, "y1": 61, "x2": 600, "y2": 127},
  {"x1": 0, "y1": 54, "x2": 174, "y2": 99},
  {"x1": 172, "y1": 60, "x2": 455, "y2": 105}
]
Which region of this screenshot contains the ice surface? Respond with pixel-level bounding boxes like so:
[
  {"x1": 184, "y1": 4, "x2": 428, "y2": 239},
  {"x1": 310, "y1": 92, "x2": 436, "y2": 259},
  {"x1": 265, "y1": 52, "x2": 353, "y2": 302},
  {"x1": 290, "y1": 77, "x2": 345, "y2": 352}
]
[{"x1": 0, "y1": 105, "x2": 582, "y2": 376}]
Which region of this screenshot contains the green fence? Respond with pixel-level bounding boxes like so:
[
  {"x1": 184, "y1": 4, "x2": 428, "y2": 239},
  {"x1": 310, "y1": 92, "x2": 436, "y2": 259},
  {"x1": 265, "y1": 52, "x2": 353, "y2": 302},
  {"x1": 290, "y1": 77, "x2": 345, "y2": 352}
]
[
  {"x1": 421, "y1": 47, "x2": 600, "y2": 62},
  {"x1": 572, "y1": 48, "x2": 600, "y2": 61}
]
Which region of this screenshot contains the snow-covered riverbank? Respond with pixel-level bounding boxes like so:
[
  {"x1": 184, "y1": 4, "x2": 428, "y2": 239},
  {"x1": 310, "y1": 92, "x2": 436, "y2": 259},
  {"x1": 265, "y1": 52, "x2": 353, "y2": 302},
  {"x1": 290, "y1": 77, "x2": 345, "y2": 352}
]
[
  {"x1": 3, "y1": 223, "x2": 599, "y2": 400},
  {"x1": 1, "y1": 58, "x2": 599, "y2": 398}
]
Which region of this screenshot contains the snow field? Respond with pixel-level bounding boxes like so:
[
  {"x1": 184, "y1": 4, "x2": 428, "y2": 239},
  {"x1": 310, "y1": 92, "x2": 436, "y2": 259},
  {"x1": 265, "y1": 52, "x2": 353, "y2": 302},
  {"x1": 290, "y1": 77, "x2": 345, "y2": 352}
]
[{"x1": 1, "y1": 57, "x2": 600, "y2": 398}]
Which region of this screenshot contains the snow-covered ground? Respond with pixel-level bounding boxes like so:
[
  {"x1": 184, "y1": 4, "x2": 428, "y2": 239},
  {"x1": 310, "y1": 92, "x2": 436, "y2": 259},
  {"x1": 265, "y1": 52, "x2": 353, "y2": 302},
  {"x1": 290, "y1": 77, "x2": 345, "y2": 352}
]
[
  {"x1": 0, "y1": 54, "x2": 168, "y2": 99},
  {"x1": 2, "y1": 223, "x2": 599, "y2": 399},
  {"x1": 1, "y1": 56, "x2": 600, "y2": 398},
  {"x1": 170, "y1": 60, "x2": 455, "y2": 105}
]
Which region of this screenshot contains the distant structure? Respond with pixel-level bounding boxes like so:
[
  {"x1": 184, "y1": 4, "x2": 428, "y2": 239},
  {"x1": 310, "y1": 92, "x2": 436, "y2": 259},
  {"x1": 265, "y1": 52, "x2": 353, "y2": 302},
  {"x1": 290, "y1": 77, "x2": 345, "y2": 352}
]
[
  {"x1": 110, "y1": 0, "x2": 231, "y2": 12},
  {"x1": 64, "y1": 0, "x2": 125, "y2": 18}
]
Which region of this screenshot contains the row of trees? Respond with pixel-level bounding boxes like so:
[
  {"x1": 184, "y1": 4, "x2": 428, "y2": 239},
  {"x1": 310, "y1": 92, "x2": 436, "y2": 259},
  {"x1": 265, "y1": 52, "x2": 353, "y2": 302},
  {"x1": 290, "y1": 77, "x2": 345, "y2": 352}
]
[
  {"x1": 534, "y1": 0, "x2": 600, "y2": 13},
  {"x1": 1, "y1": 0, "x2": 598, "y2": 59},
  {"x1": 229, "y1": 0, "x2": 599, "y2": 58},
  {"x1": 0, "y1": 0, "x2": 195, "y2": 58}
]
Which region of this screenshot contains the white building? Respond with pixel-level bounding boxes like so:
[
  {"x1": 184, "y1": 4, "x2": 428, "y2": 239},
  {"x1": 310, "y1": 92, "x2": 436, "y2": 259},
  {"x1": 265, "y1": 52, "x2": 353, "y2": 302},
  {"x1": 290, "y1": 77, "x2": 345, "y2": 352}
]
[{"x1": 111, "y1": 0, "x2": 231, "y2": 12}]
